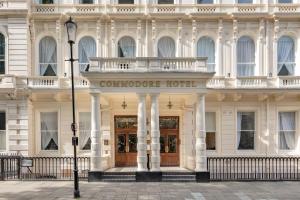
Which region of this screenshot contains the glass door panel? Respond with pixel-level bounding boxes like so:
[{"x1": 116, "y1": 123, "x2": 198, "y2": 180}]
[
  {"x1": 160, "y1": 136, "x2": 166, "y2": 153},
  {"x1": 128, "y1": 134, "x2": 137, "y2": 152},
  {"x1": 117, "y1": 134, "x2": 126, "y2": 153},
  {"x1": 168, "y1": 135, "x2": 177, "y2": 153}
]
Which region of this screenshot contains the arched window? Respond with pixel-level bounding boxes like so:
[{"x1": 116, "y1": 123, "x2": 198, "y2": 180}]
[
  {"x1": 0, "y1": 33, "x2": 5, "y2": 74},
  {"x1": 39, "y1": 36, "x2": 57, "y2": 76},
  {"x1": 78, "y1": 36, "x2": 96, "y2": 71},
  {"x1": 277, "y1": 36, "x2": 295, "y2": 76},
  {"x1": 157, "y1": 36, "x2": 175, "y2": 58},
  {"x1": 197, "y1": 36, "x2": 215, "y2": 72},
  {"x1": 118, "y1": 36, "x2": 136, "y2": 58},
  {"x1": 237, "y1": 36, "x2": 255, "y2": 77}
]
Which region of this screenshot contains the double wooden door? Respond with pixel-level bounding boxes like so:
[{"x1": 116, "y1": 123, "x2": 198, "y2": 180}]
[{"x1": 114, "y1": 116, "x2": 179, "y2": 167}]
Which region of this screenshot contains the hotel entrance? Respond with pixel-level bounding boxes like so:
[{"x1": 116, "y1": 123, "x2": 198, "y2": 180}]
[{"x1": 114, "y1": 115, "x2": 180, "y2": 167}]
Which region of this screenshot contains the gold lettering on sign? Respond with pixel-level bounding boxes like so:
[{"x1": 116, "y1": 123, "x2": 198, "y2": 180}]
[{"x1": 98, "y1": 80, "x2": 198, "y2": 88}]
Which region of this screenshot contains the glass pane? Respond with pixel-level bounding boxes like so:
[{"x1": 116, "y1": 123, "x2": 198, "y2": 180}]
[
  {"x1": 0, "y1": 130, "x2": 5, "y2": 150},
  {"x1": 238, "y1": 0, "x2": 252, "y2": 3},
  {"x1": 115, "y1": 116, "x2": 137, "y2": 129},
  {"x1": 42, "y1": 0, "x2": 53, "y2": 4},
  {"x1": 168, "y1": 135, "x2": 177, "y2": 153},
  {"x1": 160, "y1": 136, "x2": 165, "y2": 153},
  {"x1": 117, "y1": 134, "x2": 126, "y2": 153},
  {"x1": 158, "y1": 0, "x2": 174, "y2": 3},
  {"x1": 0, "y1": 61, "x2": 4, "y2": 74},
  {"x1": 279, "y1": 131, "x2": 295, "y2": 150},
  {"x1": 0, "y1": 112, "x2": 5, "y2": 130},
  {"x1": 80, "y1": 0, "x2": 94, "y2": 3},
  {"x1": 239, "y1": 112, "x2": 255, "y2": 130},
  {"x1": 159, "y1": 117, "x2": 179, "y2": 129},
  {"x1": 198, "y1": 0, "x2": 213, "y2": 3},
  {"x1": 41, "y1": 112, "x2": 58, "y2": 150},
  {"x1": 238, "y1": 131, "x2": 254, "y2": 150},
  {"x1": 278, "y1": 0, "x2": 292, "y2": 3},
  {"x1": 206, "y1": 132, "x2": 216, "y2": 150},
  {"x1": 205, "y1": 112, "x2": 216, "y2": 132},
  {"x1": 128, "y1": 134, "x2": 137, "y2": 152},
  {"x1": 119, "y1": 0, "x2": 134, "y2": 3}
]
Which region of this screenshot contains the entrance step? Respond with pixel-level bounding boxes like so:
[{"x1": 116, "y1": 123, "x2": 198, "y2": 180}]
[
  {"x1": 101, "y1": 172, "x2": 135, "y2": 182},
  {"x1": 162, "y1": 172, "x2": 196, "y2": 182}
]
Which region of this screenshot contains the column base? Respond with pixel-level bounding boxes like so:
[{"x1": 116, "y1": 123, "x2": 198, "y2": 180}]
[
  {"x1": 136, "y1": 171, "x2": 162, "y2": 182},
  {"x1": 195, "y1": 172, "x2": 210, "y2": 182},
  {"x1": 88, "y1": 171, "x2": 103, "y2": 182}
]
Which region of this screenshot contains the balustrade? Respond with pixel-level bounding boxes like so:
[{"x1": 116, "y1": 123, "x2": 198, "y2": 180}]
[{"x1": 89, "y1": 57, "x2": 207, "y2": 72}]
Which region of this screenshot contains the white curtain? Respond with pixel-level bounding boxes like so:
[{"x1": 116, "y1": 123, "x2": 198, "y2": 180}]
[
  {"x1": 41, "y1": 112, "x2": 58, "y2": 150},
  {"x1": 198, "y1": 0, "x2": 213, "y2": 3},
  {"x1": 158, "y1": 36, "x2": 176, "y2": 58},
  {"x1": 237, "y1": 36, "x2": 255, "y2": 77},
  {"x1": 279, "y1": 112, "x2": 295, "y2": 150},
  {"x1": 78, "y1": 36, "x2": 96, "y2": 71},
  {"x1": 79, "y1": 112, "x2": 91, "y2": 150},
  {"x1": 39, "y1": 36, "x2": 57, "y2": 76},
  {"x1": 277, "y1": 36, "x2": 295, "y2": 75},
  {"x1": 205, "y1": 112, "x2": 216, "y2": 132},
  {"x1": 197, "y1": 36, "x2": 215, "y2": 72},
  {"x1": 118, "y1": 36, "x2": 136, "y2": 57}
]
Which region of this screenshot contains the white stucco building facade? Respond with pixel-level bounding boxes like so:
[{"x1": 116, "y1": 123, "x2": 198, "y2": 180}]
[{"x1": 1, "y1": 0, "x2": 300, "y2": 173}]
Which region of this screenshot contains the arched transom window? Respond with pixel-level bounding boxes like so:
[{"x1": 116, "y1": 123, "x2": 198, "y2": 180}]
[
  {"x1": 78, "y1": 36, "x2": 96, "y2": 72},
  {"x1": 277, "y1": 36, "x2": 295, "y2": 76},
  {"x1": 39, "y1": 36, "x2": 57, "y2": 76},
  {"x1": 237, "y1": 36, "x2": 255, "y2": 77},
  {"x1": 0, "y1": 33, "x2": 5, "y2": 74},
  {"x1": 197, "y1": 36, "x2": 215, "y2": 72},
  {"x1": 118, "y1": 36, "x2": 136, "y2": 58},
  {"x1": 157, "y1": 36, "x2": 176, "y2": 58}
]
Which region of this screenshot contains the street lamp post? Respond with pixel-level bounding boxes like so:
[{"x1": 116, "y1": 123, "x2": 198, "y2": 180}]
[{"x1": 65, "y1": 17, "x2": 80, "y2": 199}]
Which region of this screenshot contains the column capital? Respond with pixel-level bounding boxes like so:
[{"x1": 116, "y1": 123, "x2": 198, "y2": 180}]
[{"x1": 136, "y1": 93, "x2": 147, "y2": 98}]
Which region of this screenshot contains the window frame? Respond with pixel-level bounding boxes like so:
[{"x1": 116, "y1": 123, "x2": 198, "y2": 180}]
[
  {"x1": 78, "y1": 36, "x2": 97, "y2": 72},
  {"x1": 0, "y1": 33, "x2": 5, "y2": 75},
  {"x1": 197, "y1": 36, "x2": 216, "y2": 72},
  {"x1": 117, "y1": 36, "x2": 136, "y2": 58},
  {"x1": 36, "y1": 109, "x2": 60, "y2": 155},
  {"x1": 38, "y1": 36, "x2": 58, "y2": 76},
  {"x1": 236, "y1": 111, "x2": 257, "y2": 152},
  {"x1": 78, "y1": 111, "x2": 91, "y2": 152},
  {"x1": 236, "y1": 35, "x2": 256, "y2": 77},
  {"x1": 205, "y1": 111, "x2": 217, "y2": 152},
  {"x1": 277, "y1": 35, "x2": 296, "y2": 76},
  {"x1": 277, "y1": 111, "x2": 298, "y2": 152},
  {"x1": 0, "y1": 111, "x2": 7, "y2": 152}
]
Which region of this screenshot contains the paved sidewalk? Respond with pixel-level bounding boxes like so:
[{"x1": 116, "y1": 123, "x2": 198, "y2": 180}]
[{"x1": 0, "y1": 181, "x2": 299, "y2": 200}]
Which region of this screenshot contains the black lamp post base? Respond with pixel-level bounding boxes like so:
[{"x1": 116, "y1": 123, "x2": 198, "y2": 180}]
[{"x1": 74, "y1": 190, "x2": 80, "y2": 198}]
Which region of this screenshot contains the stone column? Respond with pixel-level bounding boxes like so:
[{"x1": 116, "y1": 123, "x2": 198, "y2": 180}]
[
  {"x1": 150, "y1": 93, "x2": 160, "y2": 171},
  {"x1": 90, "y1": 92, "x2": 102, "y2": 171},
  {"x1": 195, "y1": 94, "x2": 206, "y2": 172},
  {"x1": 137, "y1": 93, "x2": 147, "y2": 171}
]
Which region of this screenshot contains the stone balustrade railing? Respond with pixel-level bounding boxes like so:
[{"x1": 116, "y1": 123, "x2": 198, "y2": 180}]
[
  {"x1": 89, "y1": 57, "x2": 207, "y2": 72},
  {"x1": 31, "y1": 3, "x2": 300, "y2": 15},
  {"x1": 1, "y1": 75, "x2": 300, "y2": 90},
  {"x1": 208, "y1": 76, "x2": 300, "y2": 89},
  {"x1": 0, "y1": 0, "x2": 27, "y2": 10},
  {"x1": 26, "y1": 76, "x2": 89, "y2": 89}
]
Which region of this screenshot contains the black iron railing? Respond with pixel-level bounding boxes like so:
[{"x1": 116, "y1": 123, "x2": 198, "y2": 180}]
[
  {"x1": 0, "y1": 154, "x2": 21, "y2": 180},
  {"x1": 0, "y1": 155, "x2": 90, "y2": 181},
  {"x1": 208, "y1": 156, "x2": 300, "y2": 181}
]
